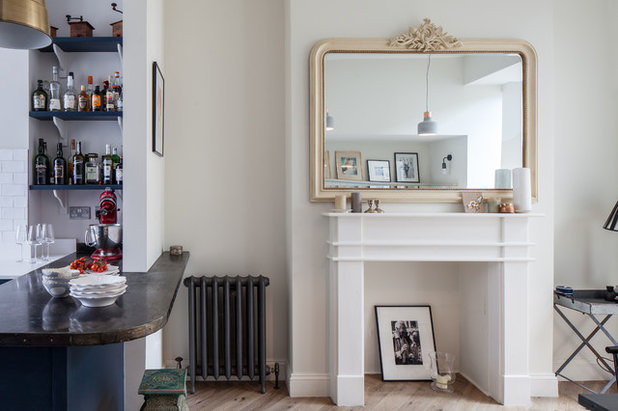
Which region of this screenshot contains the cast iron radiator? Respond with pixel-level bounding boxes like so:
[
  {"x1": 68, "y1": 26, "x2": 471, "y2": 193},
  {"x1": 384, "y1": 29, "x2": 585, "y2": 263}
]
[{"x1": 183, "y1": 275, "x2": 276, "y2": 394}]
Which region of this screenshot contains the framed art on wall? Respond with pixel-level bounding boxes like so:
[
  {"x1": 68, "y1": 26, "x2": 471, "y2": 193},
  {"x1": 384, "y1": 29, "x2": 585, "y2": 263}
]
[
  {"x1": 335, "y1": 150, "x2": 363, "y2": 181},
  {"x1": 367, "y1": 160, "x2": 391, "y2": 182},
  {"x1": 375, "y1": 305, "x2": 436, "y2": 381},
  {"x1": 152, "y1": 61, "x2": 165, "y2": 157},
  {"x1": 394, "y1": 152, "x2": 419, "y2": 183}
]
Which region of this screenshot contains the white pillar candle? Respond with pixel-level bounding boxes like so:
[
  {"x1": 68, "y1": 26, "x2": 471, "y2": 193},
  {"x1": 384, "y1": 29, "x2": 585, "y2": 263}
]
[
  {"x1": 436, "y1": 374, "x2": 451, "y2": 389},
  {"x1": 334, "y1": 194, "x2": 347, "y2": 211},
  {"x1": 495, "y1": 169, "x2": 512, "y2": 189},
  {"x1": 512, "y1": 167, "x2": 532, "y2": 213}
]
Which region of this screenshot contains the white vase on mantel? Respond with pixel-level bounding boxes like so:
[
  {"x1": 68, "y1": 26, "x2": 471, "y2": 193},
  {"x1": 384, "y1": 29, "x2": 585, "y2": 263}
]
[{"x1": 512, "y1": 167, "x2": 532, "y2": 213}]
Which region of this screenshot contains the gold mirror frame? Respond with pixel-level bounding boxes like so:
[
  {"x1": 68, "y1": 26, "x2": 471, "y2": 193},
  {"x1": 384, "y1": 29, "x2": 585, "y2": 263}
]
[{"x1": 310, "y1": 25, "x2": 538, "y2": 203}]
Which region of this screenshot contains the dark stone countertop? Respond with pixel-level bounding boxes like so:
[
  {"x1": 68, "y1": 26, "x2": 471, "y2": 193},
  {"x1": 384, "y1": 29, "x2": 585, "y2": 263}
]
[{"x1": 0, "y1": 252, "x2": 189, "y2": 346}]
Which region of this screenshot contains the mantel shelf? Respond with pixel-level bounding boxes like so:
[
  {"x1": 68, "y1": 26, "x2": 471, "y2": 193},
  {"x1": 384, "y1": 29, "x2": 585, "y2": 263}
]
[
  {"x1": 29, "y1": 185, "x2": 122, "y2": 191},
  {"x1": 29, "y1": 111, "x2": 122, "y2": 121},
  {"x1": 39, "y1": 37, "x2": 122, "y2": 53}
]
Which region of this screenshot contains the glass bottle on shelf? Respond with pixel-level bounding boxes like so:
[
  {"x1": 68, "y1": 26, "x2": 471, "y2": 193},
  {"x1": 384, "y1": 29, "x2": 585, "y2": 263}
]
[
  {"x1": 92, "y1": 85, "x2": 102, "y2": 111},
  {"x1": 113, "y1": 72, "x2": 122, "y2": 112},
  {"x1": 85, "y1": 153, "x2": 100, "y2": 184},
  {"x1": 86, "y1": 76, "x2": 94, "y2": 110},
  {"x1": 33, "y1": 138, "x2": 49, "y2": 185},
  {"x1": 102, "y1": 144, "x2": 113, "y2": 184},
  {"x1": 111, "y1": 147, "x2": 120, "y2": 182},
  {"x1": 63, "y1": 72, "x2": 77, "y2": 112},
  {"x1": 115, "y1": 155, "x2": 123, "y2": 185},
  {"x1": 72, "y1": 141, "x2": 85, "y2": 185},
  {"x1": 78, "y1": 85, "x2": 89, "y2": 112},
  {"x1": 67, "y1": 139, "x2": 75, "y2": 183},
  {"x1": 49, "y1": 66, "x2": 61, "y2": 111},
  {"x1": 43, "y1": 141, "x2": 51, "y2": 184},
  {"x1": 32, "y1": 80, "x2": 48, "y2": 112},
  {"x1": 53, "y1": 142, "x2": 66, "y2": 185},
  {"x1": 105, "y1": 78, "x2": 114, "y2": 112}
]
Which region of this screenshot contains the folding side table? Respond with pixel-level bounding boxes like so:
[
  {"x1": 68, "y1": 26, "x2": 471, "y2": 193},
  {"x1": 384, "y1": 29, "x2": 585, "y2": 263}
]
[{"x1": 554, "y1": 290, "x2": 618, "y2": 394}]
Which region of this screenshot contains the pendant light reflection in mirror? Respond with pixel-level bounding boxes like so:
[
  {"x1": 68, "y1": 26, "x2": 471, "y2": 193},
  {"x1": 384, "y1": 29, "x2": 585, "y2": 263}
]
[
  {"x1": 325, "y1": 108, "x2": 334, "y2": 131},
  {"x1": 417, "y1": 54, "x2": 438, "y2": 135}
]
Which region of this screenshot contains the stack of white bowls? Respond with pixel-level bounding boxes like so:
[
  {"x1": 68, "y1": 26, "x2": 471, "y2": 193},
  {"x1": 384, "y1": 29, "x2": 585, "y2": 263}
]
[{"x1": 69, "y1": 275, "x2": 127, "y2": 307}]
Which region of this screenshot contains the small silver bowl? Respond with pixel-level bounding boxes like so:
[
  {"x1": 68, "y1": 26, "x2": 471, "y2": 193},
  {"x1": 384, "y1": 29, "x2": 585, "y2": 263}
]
[{"x1": 41, "y1": 268, "x2": 80, "y2": 298}]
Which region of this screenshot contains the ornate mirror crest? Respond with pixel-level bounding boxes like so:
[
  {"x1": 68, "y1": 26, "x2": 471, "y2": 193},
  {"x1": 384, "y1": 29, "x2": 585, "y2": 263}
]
[{"x1": 388, "y1": 18, "x2": 463, "y2": 51}]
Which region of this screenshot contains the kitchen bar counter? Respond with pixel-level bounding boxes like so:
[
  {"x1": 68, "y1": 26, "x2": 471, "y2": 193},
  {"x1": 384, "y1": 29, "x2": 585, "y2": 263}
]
[
  {"x1": 0, "y1": 252, "x2": 189, "y2": 346},
  {"x1": 0, "y1": 252, "x2": 190, "y2": 410}
]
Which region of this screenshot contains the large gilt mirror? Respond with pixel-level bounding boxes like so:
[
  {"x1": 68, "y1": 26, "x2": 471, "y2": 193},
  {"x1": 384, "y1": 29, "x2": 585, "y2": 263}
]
[{"x1": 310, "y1": 19, "x2": 537, "y2": 202}]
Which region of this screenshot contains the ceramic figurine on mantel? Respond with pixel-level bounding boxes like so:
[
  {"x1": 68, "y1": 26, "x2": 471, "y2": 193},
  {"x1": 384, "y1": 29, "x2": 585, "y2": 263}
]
[{"x1": 364, "y1": 200, "x2": 375, "y2": 213}]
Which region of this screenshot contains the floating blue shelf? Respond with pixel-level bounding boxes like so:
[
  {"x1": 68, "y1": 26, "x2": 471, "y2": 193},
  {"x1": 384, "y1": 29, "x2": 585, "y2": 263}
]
[
  {"x1": 29, "y1": 185, "x2": 122, "y2": 191},
  {"x1": 29, "y1": 111, "x2": 122, "y2": 121},
  {"x1": 39, "y1": 37, "x2": 122, "y2": 53}
]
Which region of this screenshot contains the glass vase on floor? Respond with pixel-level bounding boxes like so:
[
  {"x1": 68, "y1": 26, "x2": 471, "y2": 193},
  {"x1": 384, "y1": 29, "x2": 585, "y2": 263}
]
[{"x1": 428, "y1": 351, "x2": 456, "y2": 393}]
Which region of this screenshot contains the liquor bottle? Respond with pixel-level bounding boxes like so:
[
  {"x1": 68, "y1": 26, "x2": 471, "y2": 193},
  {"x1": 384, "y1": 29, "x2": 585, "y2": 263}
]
[
  {"x1": 86, "y1": 76, "x2": 94, "y2": 111},
  {"x1": 63, "y1": 72, "x2": 77, "y2": 111},
  {"x1": 78, "y1": 85, "x2": 89, "y2": 112},
  {"x1": 72, "y1": 140, "x2": 85, "y2": 185},
  {"x1": 102, "y1": 144, "x2": 113, "y2": 184},
  {"x1": 111, "y1": 146, "x2": 120, "y2": 182},
  {"x1": 49, "y1": 66, "x2": 61, "y2": 111},
  {"x1": 105, "y1": 77, "x2": 114, "y2": 111},
  {"x1": 92, "y1": 85, "x2": 102, "y2": 111},
  {"x1": 33, "y1": 138, "x2": 49, "y2": 185},
  {"x1": 32, "y1": 80, "x2": 48, "y2": 112},
  {"x1": 113, "y1": 72, "x2": 122, "y2": 111},
  {"x1": 115, "y1": 155, "x2": 123, "y2": 184},
  {"x1": 67, "y1": 139, "x2": 75, "y2": 183},
  {"x1": 53, "y1": 142, "x2": 67, "y2": 185}
]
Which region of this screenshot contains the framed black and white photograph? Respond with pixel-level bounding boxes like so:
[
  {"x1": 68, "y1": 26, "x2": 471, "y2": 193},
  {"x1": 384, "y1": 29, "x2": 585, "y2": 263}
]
[
  {"x1": 375, "y1": 305, "x2": 436, "y2": 381},
  {"x1": 394, "y1": 152, "x2": 419, "y2": 183},
  {"x1": 152, "y1": 61, "x2": 165, "y2": 157},
  {"x1": 367, "y1": 160, "x2": 391, "y2": 182}
]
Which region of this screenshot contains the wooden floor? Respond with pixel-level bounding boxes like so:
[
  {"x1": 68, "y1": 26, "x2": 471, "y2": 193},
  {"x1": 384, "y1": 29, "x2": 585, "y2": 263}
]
[{"x1": 185, "y1": 374, "x2": 618, "y2": 410}]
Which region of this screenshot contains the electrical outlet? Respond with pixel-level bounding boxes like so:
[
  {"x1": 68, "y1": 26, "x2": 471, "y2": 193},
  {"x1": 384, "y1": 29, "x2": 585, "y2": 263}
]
[{"x1": 69, "y1": 206, "x2": 91, "y2": 220}]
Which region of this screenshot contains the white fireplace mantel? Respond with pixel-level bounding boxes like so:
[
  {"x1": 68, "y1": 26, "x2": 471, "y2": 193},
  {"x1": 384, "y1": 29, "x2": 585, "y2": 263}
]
[{"x1": 325, "y1": 212, "x2": 556, "y2": 406}]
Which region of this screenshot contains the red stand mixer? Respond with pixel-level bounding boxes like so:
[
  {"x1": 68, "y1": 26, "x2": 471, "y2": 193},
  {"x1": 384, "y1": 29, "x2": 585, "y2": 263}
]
[{"x1": 85, "y1": 188, "x2": 122, "y2": 260}]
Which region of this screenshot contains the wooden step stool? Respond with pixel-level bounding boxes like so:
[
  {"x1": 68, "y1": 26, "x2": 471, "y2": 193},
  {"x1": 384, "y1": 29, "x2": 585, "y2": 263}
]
[{"x1": 138, "y1": 369, "x2": 190, "y2": 411}]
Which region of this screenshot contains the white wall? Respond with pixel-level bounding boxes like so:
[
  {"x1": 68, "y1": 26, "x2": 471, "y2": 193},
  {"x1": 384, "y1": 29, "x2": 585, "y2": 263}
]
[
  {"x1": 123, "y1": 0, "x2": 165, "y2": 408},
  {"x1": 286, "y1": 0, "x2": 555, "y2": 396},
  {"x1": 161, "y1": 0, "x2": 288, "y2": 376},
  {"x1": 552, "y1": 0, "x2": 618, "y2": 380}
]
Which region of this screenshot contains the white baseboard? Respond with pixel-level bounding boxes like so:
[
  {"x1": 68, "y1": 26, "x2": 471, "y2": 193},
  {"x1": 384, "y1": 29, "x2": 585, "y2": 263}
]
[
  {"x1": 530, "y1": 373, "x2": 558, "y2": 397},
  {"x1": 553, "y1": 358, "x2": 614, "y2": 381},
  {"x1": 287, "y1": 372, "x2": 330, "y2": 397}
]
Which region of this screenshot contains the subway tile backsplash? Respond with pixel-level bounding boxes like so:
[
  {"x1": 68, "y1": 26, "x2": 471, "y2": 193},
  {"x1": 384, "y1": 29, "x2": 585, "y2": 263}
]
[{"x1": 0, "y1": 149, "x2": 28, "y2": 247}]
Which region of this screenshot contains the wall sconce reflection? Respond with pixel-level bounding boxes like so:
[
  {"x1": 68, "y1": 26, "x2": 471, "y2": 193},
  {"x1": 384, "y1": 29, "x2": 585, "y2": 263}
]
[{"x1": 441, "y1": 154, "x2": 452, "y2": 175}]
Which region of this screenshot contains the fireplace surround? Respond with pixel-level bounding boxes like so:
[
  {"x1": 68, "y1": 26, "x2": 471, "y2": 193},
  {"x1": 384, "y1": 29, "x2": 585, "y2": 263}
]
[{"x1": 326, "y1": 212, "x2": 556, "y2": 406}]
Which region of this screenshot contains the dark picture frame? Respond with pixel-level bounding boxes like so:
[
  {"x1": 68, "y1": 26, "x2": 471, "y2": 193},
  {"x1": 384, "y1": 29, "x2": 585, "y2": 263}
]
[
  {"x1": 367, "y1": 160, "x2": 391, "y2": 182},
  {"x1": 152, "y1": 61, "x2": 165, "y2": 157},
  {"x1": 375, "y1": 305, "x2": 436, "y2": 381},
  {"x1": 394, "y1": 152, "x2": 420, "y2": 183}
]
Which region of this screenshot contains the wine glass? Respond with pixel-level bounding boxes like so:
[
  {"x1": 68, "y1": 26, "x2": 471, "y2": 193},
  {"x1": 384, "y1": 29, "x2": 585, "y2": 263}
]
[
  {"x1": 42, "y1": 224, "x2": 55, "y2": 261},
  {"x1": 26, "y1": 225, "x2": 37, "y2": 263},
  {"x1": 35, "y1": 224, "x2": 44, "y2": 262},
  {"x1": 15, "y1": 225, "x2": 27, "y2": 262}
]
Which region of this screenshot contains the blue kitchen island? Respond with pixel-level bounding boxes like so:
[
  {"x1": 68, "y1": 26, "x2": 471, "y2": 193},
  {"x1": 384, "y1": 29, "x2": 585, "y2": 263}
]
[{"x1": 0, "y1": 252, "x2": 189, "y2": 411}]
